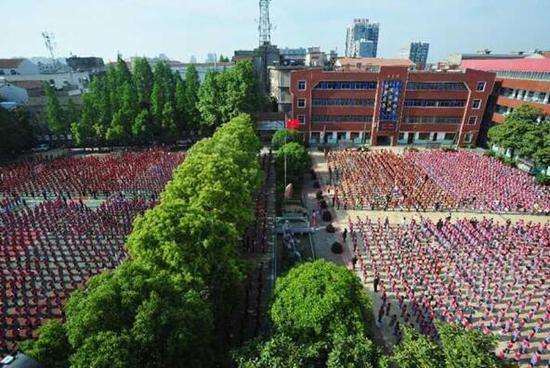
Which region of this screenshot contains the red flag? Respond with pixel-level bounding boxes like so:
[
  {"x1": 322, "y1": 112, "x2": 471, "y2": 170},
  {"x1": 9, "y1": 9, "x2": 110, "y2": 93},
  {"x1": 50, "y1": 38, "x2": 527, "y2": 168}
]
[{"x1": 287, "y1": 119, "x2": 300, "y2": 130}]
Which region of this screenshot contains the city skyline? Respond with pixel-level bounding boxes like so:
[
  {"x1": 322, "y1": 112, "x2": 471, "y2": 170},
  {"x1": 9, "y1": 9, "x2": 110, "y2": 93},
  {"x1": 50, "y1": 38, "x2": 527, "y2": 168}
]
[{"x1": 1, "y1": 0, "x2": 549, "y2": 63}]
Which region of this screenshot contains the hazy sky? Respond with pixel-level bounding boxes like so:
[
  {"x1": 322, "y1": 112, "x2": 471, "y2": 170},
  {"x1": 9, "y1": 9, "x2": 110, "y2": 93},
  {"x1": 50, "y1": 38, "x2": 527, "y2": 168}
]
[{"x1": 2, "y1": 0, "x2": 549, "y2": 63}]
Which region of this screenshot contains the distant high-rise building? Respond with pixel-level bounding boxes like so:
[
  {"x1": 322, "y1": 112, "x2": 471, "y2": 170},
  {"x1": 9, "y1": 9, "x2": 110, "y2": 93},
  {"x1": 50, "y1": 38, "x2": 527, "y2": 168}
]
[
  {"x1": 409, "y1": 42, "x2": 429, "y2": 70},
  {"x1": 189, "y1": 56, "x2": 197, "y2": 63},
  {"x1": 206, "y1": 53, "x2": 217, "y2": 63},
  {"x1": 345, "y1": 19, "x2": 379, "y2": 58}
]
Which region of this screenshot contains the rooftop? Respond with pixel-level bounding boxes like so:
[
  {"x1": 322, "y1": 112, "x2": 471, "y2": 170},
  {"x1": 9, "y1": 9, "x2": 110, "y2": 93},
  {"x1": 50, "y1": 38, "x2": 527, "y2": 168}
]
[
  {"x1": 336, "y1": 57, "x2": 414, "y2": 67},
  {"x1": 0, "y1": 58, "x2": 25, "y2": 69},
  {"x1": 462, "y1": 58, "x2": 550, "y2": 73}
]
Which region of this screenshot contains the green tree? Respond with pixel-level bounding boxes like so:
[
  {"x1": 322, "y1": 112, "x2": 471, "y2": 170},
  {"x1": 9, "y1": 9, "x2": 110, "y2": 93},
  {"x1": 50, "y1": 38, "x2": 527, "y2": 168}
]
[
  {"x1": 19, "y1": 320, "x2": 71, "y2": 368},
  {"x1": 274, "y1": 142, "x2": 310, "y2": 187},
  {"x1": 437, "y1": 322, "x2": 500, "y2": 368},
  {"x1": 197, "y1": 70, "x2": 223, "y2": 135},
  {"x1": 70, "y1": 331, "x2": 132, "y2": 368},
  {"x1": 391, "y1": 326, "x2": 441, "y2": 368},
  {"x1": 271, "y1": 128, "x2": 303, "y2": 149},
  {"x1": 174, "y1": 75, "x2": 186, "y2": 135},
  {"x1": 236, "y1": 260, "x2": 380, "y2": 368},
  {"x1": 0, "y1": 106, "x2": 34, "y2": 154},
  {"x1": 44, "y1": 82, "x2": 66, "y2": 138},
  {"x1": 488, "y1": 104, "x2": 548, "y2": 166},
  {"x1": 132, "y1": 57, "x2": 154, "y2": 107},
  {"x1": 184, "y1": 64, "x2": 201, "y2": 132},
  {"x1": 131, "y1": 109, "x2": 151, "y2": 143}
]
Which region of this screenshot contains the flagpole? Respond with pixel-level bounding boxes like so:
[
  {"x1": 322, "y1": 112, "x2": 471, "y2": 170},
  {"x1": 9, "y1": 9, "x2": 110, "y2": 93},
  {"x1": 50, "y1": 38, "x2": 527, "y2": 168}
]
[{"x1": 284, "y1": 114, "x2": 287, "y2": 187}]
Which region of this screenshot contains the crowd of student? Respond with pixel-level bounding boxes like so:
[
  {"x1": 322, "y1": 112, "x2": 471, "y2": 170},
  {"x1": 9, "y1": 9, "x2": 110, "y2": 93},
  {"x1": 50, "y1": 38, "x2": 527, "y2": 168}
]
[
  {"x1": 0, "y1": 149, "x2": 184, "y2": 197},
  {"x1": 327, "y1": 150, "x2": 550, "y2": 214},
  {"x1": 350, "y1": 216, "x2": 550, "y2": 366},
  {"x1": 0, "y1": 197, "x2": 155, "y2": 353}
]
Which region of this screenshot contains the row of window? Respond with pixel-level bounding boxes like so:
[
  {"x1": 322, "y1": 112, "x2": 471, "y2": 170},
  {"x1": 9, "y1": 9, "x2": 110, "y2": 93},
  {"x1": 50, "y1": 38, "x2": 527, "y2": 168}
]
[
  {"x1": 311, "y1": 115, "x2": 373, "y2": 122},
  {"x1": 313, "y1": 81, "x2": 378, "y2": 90},
  {"x1": 404, "y1": 99, "x2": 467, "y2": 108},
  {"x1": 406, "y1": 82, "x2": 468, "y2": 91},
  {"x1": 298, "y1": 80, "x2": 487, "y2": 92},
  {"x1": 403, "y1": 116, "x2": 462, "y2": 124},
  {"x1": 312, "y1": 98, "x2": 375, "y2": 107},
  {"x1": 498, "y1": 88, "x2": 549, "y2": 104}
]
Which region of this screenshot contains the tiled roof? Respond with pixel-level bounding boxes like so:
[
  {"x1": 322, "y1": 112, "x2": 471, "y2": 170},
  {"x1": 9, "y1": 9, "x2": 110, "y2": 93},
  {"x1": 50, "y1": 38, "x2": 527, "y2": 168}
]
[
  {"x1": 0, "y1": 58, "x2": 25, "y2": 68},
  {"x1": 462, "y1": 58, "x2": 550, "y2": 73}
]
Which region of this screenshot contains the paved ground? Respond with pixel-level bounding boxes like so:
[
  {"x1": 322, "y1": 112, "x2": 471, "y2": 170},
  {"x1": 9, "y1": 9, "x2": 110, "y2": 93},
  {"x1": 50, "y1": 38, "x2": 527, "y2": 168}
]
[{"x1": 302, "y1": 148, "x2": 549, "y2": 365}]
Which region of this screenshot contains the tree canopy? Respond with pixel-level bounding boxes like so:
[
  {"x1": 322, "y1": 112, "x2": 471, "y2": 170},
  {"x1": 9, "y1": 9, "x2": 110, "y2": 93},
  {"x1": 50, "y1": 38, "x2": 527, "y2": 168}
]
[
  {"x1": 391, "y1": 323, "x2": 501, "y2": 368},
  {"x1": 488, "y1": 104, "x2": 550, "y2": 166},
  {"x1": 236, "y1": 260, "x2": 381, "y2": 368},
  {"x1": 271, "y1": 128, "x2": 303, "y2": 150}
]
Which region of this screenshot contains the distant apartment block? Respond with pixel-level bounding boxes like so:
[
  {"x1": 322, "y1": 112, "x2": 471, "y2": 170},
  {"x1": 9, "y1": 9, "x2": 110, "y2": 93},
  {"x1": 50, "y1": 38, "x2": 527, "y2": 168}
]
[
  {"x1": 409, "y1": 42, "x2": 429, "y2": 70},
  {"x1": 345, "y1": 19, "x2": 380, "y2": 58}
]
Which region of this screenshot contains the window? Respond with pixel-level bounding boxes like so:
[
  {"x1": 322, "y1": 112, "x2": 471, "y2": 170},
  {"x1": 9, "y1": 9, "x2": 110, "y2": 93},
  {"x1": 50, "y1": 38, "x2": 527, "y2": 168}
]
[
  {"x1": 464, "y1": 132, "x2": 474, "y2": 143},
  {"x1": 472, "y1": 99, "x2": 481, "y2": 109},
  {"x1": 444, "y1": 133, "x2": 456, "y2": 141},
  {"x1": 404, "y1": 99, "x2": 466, "y2": 108},
  {"x1": 398, "y1": 133, "x2": 405, "y2": 140},
  {"x1": 311, "y1": 115, "x2": 373, "y2": 123},
  {"x1": 350, "y1": 132, "x2": 360, "y2": 140},
  {"x1": 298, "y1": 115, "x2": 305, "y2": 125},
  {"x1": 475, "y1": 81, "x2": 486, "y2": 92},
  {"x1": 312, "y1": 98, "x2": 374, "y2": 107},
  {"x1": 406, "y1": 82, "x2": 467, "y2": 91},
  {"x1": 418, "y1": 132, "x2": 430, "y2": 140},
  {"x1": 314, "y1": 80, "x2": 377, "y2": 90},
  {"x1": 404, "y1": 116, "x2": 461, "y2": 124},
  {"x1": 297, "y1": 80, "x2": 306, "y2": 90},
  {"x1": 297, "y1": 98, "x2": 306, "y2": 108},
  {"x1": 468, "y1": 116, "x2": 477, "y2": 125}
]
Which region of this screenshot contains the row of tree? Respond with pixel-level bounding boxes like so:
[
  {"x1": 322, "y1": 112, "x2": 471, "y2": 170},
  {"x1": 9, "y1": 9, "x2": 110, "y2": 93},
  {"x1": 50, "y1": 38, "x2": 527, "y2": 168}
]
[
  {"x1": 44, "y1": 57, "x2": 264, "y2": 146},
  {"x1": 488, "y1": 104, "x2": 550, "y2": 168},
  {"x1": 20, "y1": 114, "x2": 264, "y2": 367}
]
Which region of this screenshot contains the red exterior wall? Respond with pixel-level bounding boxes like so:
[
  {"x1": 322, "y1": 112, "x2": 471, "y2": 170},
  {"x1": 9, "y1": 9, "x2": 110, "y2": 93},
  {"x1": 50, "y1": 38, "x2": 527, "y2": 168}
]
[{"x1": 290, "y1": 67, "x2": 496, "y2": 146}]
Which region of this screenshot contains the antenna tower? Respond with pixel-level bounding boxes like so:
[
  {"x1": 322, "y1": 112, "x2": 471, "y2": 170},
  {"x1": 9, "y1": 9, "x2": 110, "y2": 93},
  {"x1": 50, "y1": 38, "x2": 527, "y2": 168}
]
[
  {"x1": 258, "y1": 0, "x2": 272, "y2": 45},
  {"x1": 41, "y1": 31, "x2": 59, "y2": 70}
]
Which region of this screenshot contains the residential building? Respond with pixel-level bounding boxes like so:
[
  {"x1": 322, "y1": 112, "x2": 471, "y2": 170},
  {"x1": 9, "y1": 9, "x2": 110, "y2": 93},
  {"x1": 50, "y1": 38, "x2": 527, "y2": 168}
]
[
  {"x1": 269, "y1": 65, "x2": 305, "y2": 113},
  {"x1": 345, "y1": 19, "x2": 380, "y2": 58},
  {"x1": 289, "y1": 59, "x2": 495, "y2": 147},
  {"x1": 409, "y1": 42, "x2": 430, "y2": 70},
  {"x1": 280, "y1": 47, "x2": 307, "y2": 66},
  {"x1": 0, "y1": 58, "x2": 40, "y2": 76},
  {"x1": 461, "y1": 58, "x2": 550, "y2": 143}
]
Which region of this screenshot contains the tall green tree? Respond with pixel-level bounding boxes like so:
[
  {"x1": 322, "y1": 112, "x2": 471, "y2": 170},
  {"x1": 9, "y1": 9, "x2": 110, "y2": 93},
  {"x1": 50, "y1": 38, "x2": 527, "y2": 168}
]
[
  {"x1": 132, "y1": 57, "x2": 154, "y2": 107},
  {"x1": 174, "y1": 74, "x2": 187, "y2": 135},
  {"x1": 184, "y1": 64, "x2": 201, "y2": 132},
  {"x1": 44, "y1": 82, "x2": 66, "y2": 138},
  {"x1": 197, "y1": 70, "x2": 223, "y2": 136}
]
